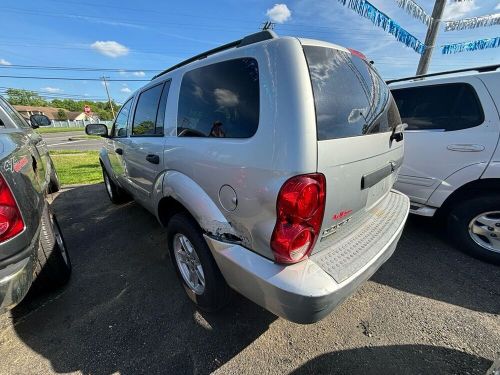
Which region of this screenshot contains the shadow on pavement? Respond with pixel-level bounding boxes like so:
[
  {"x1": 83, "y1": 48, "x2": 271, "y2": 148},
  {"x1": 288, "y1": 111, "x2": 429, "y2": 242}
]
[
  {"x1": 290, "y1": 344, "x2": 491, "y2": 375},
  {"x1": 12, "y1": 184, "x2": 276, "y2": 374},
  {"x1": 372, "y1": 215, "x2": 500, "y2": 314}
]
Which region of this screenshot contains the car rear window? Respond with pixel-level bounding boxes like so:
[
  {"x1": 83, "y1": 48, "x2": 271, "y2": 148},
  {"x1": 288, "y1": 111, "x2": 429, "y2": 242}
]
[
  {"x1": 177, "y1": 58, "x2": 259, "y2": 138},
  {"x1": 391, "y1": 83, "x2": 484, "y2": 131},
  {"x1": 303, "y1": 46, "x2": 399, "y2": 141}
]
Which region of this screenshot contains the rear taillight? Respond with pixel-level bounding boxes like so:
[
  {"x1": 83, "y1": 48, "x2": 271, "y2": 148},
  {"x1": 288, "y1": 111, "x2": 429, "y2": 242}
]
[
  {"x1": 271, "y1": 173, "x2": 326, "y2": 263},
  {"x1": 0, "y1": 174, "x2": 24, "y2": 243}
]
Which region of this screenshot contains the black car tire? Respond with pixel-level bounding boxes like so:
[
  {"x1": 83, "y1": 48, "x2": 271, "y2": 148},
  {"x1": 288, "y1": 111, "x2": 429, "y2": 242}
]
[
  {"x1": 48, "y1": 162, "x2": 60, "y2": 194},
  {"x1": 167, "y1": 212, "x2": 231, "y2": 311},
  {"x1": 102, "y1": 166, "x2": 129, "y2": 204},
  {"x1": 447, "y1": 195, "x2": 500, "y2": 265},
  {"x1": 34, "y1": 210, "x2": 72, "y2": 289}
]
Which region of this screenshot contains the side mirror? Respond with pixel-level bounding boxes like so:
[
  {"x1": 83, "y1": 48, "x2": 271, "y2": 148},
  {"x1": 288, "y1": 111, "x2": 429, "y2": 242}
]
[
  {"x1": 30, "y1": 114, "x2": 51, "y2": 128},
  {"x1": 86, "y1": 123, "x2": 108, "y2": 137}
]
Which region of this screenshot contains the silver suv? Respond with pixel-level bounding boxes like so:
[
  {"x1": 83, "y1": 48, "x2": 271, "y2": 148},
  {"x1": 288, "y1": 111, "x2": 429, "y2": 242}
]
[{"x1": 87, "y1": 31, "x2": 409, "y2": 323}]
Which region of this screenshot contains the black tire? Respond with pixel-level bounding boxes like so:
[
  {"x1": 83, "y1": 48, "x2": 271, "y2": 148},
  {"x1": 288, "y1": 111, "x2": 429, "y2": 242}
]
[
  {"x1": 447, "y1": 195, "x2": 500, "y2": 265},
  {"x1": 102, "y1": 166, "x2": 130, "y2": 204},
  {"x1": 33, "y1": 209, "x2": 72, "y2": 290},
  {"x1": 48, "y1": 160, "x2": 60, "y2": 194},
  {"x1": 167, "y1": 212, "x2": 231, "y2": 311}
]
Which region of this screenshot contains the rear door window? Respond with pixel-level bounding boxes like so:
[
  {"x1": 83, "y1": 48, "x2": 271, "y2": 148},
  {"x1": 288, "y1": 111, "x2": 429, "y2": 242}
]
[
  {"x1": 0, "y1": 97, "x2": 30, "y2": 129},
  {"x1": 391, "y1": 83, "x2": 484, "y2": 131},
  {"x1": 177, "y1": 58, "x2": 259, "y2": 138},
  {"x1": 303, "y1": 46, "x2": 398, "y2": 141},
  {"x1": 132, "y1": 81, "x2": 170, "y2": 136}
]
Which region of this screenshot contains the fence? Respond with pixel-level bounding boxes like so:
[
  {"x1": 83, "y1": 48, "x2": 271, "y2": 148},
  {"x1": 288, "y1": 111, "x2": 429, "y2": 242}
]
[{"x1": 48, "y1": 120, "x2": 114, "y2": 128}]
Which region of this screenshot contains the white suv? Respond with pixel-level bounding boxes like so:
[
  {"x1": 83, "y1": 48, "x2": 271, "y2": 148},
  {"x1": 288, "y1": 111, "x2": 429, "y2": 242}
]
[{"x1": 389, "y1": 65, "x2": 500, "y2": 264}]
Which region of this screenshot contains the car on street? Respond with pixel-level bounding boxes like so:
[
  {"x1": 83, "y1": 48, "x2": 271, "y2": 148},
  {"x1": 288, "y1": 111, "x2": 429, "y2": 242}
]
[
  {"x1": 0, "y1": 96, "x2": 72, "y2": 313},
  {"x1": 87, "y1": 30, "x2": 409, "y2": 323},
  {"x1": 389, "y1": 65, "x2": 500, "y2": 264}
]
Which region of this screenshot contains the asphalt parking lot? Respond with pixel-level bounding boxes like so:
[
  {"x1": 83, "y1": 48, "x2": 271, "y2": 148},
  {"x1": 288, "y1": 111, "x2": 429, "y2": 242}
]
[
  {"x1": 0, "y1": 184, "x2": 498, "y2": 374},
  {"x1": 42, "y1": 131, "x2": 105, "y2": 151}
]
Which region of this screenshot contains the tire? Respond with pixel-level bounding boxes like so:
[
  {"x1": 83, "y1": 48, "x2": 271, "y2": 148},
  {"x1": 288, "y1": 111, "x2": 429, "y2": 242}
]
[
  {"x1": 102, "y1": 166, "x2": 129, "y2": 204},
  {"x1": 447, "y1": 195, "x2": 500, "y2": 264},
  {"x1": 48, "y1": 160, "x2": 60, "y2": 194},
  {"x1": 167, "y1": 212, "x2": 231, "y2": 311},
  {"x1": 33, "y1": 209, "x2": 72, "y2": 290}
]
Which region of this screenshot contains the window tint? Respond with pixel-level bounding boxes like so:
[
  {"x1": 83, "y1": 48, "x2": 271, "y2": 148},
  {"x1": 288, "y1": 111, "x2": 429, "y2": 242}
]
[
  {"x1": 0, "y1": 97, "x2": 30, "y2": 128},
  {"x1": 304, "y1": 46, "x2": 398, "y2": 141},
  {"x1": 177, "y1": 58, "x2": 259, "y2": 138},
  {"x1": 112, "y1": 99, "x2": 133, "y2": 137},
  {"x1": 132, "y1": 82, "x2": 169, "y2": 136},
  {"x1": 391, "y1": 83, "x2": 484, "y2": 131}
]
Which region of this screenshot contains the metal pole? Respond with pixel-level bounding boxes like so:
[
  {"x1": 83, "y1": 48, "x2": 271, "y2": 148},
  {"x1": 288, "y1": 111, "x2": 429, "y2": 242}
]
[
  {"x1": 101, "y1": 76, "x2": 116, "y2": 119},
  {"x1": 416, "y1": 0, "x2": 447, "y2": 75}
]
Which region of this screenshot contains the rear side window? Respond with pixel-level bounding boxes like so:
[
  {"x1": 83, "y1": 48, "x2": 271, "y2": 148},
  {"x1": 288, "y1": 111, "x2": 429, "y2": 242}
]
[
  {"x1": 391, "y1": 83, "x2": 484, "y2": 131},
  {"x1": 177, "y1": 58, "x2": 259, "y2": 138},
  {"x1": 0, "y1": 98, "x2": 30, "y2": 129},
  {"x1": 304, "y1": 46, "x2": 398, "y2": 141},
  {"x1": 132, "y1": 81, "x2": 170, "y2": 136}
]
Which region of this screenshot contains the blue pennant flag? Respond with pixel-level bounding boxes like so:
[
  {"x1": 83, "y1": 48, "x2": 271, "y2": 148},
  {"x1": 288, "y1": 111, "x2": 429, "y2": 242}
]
[{"x1": 442, "y1": 36, "x2": 500, "y2": 54}]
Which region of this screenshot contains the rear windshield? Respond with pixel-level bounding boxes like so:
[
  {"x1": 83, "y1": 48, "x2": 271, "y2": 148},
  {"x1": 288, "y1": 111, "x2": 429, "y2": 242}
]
[{"x1": 303, "y1": 46, "x2": 400, "y2": 141}]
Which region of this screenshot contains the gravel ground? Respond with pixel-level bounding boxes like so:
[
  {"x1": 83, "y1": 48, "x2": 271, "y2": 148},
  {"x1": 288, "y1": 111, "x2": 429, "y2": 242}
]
[{"x1": 0, "y1": 183, "x2": 498, "y2": 374}]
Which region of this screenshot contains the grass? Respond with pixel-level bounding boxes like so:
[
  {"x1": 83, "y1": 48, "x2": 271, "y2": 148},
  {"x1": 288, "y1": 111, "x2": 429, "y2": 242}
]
[
  {"x1": 36, "y1": 127, "x2": 85, "y2": 134},
  {"x1": 50, "y1": 150, "x2": 102, "y2": 185}
]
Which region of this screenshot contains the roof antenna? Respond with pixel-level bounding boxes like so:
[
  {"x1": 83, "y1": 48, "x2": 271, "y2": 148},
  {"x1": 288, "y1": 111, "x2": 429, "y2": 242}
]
[{"x1": 261, "y1": 21, "x2": 275, "y2": 30}]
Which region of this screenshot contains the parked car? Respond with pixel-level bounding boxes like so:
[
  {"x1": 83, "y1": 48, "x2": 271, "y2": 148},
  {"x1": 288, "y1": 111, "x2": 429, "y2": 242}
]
[
  {"x1": 0, "y1": 96, "x2": 71, "y2": 313},
  {"x1": 389, "y1": 65, "x2": 500, "y2": 264},
  {"x1": 87, "y1": 31, "x2": 409, "y2": 324}
]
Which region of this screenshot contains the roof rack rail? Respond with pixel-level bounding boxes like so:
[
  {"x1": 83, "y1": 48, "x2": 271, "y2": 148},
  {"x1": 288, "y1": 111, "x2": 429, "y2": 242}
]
[
  {"x1": 152, "y1": 30, "x2": 278, "y2": 80},
  {"x1": 386, "y1": 64, "x2": 500, "y2": 85}
]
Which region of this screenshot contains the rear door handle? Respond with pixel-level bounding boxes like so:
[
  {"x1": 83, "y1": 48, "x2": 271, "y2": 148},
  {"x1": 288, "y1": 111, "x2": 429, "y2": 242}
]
[
  {"x1": 115, "y1": 148, "x2": 123, "y2": 155},
  {"x1": 146, "y1": 154, "x2": 160, "y2": 164},
  {"x1": 447, "y1": 144, "x2": 485, "y2": 152}
]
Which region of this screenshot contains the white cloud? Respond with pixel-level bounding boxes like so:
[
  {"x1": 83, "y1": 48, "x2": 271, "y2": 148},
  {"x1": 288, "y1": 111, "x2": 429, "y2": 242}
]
[
  {"x1": 91, "y1": 41, "x2": 129, "y2": 58},
  {"x1": 214, "y1": 88, "x2": 239, "y2": 107},
  {"x1": 443, "y1": 0, "x2": 478, "y2": 20},
  {"x1": 0, "y1": 58, "x2": 11, "y2": 66},
  {"x1": 120, "y1": 86, "x2": 132, "y2": 94},
  {"x1": 42, "y1": 87, "x2": 62, "y2": 93},
  {"x1": 132, "y1": 71, "x2": 145, "y2": 77},
  {"x1": 266, "y1": 4, "x2": 291, "y2": 23}
]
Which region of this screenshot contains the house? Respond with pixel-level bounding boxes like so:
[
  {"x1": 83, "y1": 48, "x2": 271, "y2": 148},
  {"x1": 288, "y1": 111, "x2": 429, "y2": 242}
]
[{"x1": 13, "y1": 105, "x2": 87, "y2": 121}]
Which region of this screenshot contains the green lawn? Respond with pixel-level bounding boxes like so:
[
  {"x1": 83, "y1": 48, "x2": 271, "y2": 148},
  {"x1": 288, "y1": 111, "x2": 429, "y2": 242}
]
[
  {"x1": 37, "y1": 127, "x2": 85, "y2": 134},
  {"x1": 50, "y1": 150, "x2": 102, "y2": 185}
]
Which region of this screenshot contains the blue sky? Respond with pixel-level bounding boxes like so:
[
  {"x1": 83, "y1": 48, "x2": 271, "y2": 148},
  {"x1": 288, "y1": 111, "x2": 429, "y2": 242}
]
[{"x1": 0, "y1": 0, "x2": 498, "y2": 105}]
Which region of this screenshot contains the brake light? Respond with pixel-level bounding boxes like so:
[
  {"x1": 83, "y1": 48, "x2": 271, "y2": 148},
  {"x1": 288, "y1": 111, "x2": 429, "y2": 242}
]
[
  {"x1": 0, "y1": 174, "x2": 24, "y2": 243},
  {"x1": 348, "y1": 48, "x2": 367, "y2": 60},
  {"x1": 271, "y1": 174, "x2": 326, "y2": 263}
]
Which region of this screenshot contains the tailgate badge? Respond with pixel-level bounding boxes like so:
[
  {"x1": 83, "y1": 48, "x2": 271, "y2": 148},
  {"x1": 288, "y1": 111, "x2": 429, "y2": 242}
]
[{"x1": 333, "y1": 210, "x2": 352, "y2": 221}]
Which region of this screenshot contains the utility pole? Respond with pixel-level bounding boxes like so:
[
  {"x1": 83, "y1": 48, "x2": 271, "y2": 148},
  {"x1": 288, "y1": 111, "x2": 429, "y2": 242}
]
[
  {"x1": 416, "y1": 0, "x2": 447, "y2": 75},
  {"x1": 101, "y1": 76, "x2": 116, "y2": 119}
]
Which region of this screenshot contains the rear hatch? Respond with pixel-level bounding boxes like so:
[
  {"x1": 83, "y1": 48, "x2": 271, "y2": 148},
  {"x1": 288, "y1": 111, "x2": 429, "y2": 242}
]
[{"x1": 301, "y1": 42, "x2": 404, "y2": 256}]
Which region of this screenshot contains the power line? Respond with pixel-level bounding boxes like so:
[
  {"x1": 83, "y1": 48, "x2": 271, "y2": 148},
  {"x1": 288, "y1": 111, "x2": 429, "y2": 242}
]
[{"x1": 0, "y1": 75, "x2": 149, "y2": 81}]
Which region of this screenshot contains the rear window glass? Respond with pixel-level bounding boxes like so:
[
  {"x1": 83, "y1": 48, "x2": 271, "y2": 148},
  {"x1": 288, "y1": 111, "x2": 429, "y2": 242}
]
[
  {"x1": 391, "y1": 83, "x2": 484, "y2": 131},
  {"x1": 177, "y1": 58, "x2": 259, "y2": 138},
  {"x1": 304, "y1": 46, "x2": 399, "y2": 141}
]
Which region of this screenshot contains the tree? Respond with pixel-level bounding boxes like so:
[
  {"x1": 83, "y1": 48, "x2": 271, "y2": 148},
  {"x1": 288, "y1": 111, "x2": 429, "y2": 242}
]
[
  {"x1": 56, "y1": 109, "x2": 67, "y2": 120},
  {"x1": 6, "y1": 88, "x2": 47, "y2": 106}
]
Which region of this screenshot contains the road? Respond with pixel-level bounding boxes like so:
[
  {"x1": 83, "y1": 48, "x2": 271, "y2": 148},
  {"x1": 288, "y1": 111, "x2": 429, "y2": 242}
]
[
  {"x1": 42, "y1": 131, "x2": 105, "y2": 151},
  {"x1": 0, "y1": 184, "x2": 498, "y2": 374}
]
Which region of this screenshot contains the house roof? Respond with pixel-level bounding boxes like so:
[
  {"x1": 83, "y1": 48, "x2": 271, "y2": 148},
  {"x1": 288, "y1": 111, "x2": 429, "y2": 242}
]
[{"x1": 13, "y1": 105, "x2": 85, "y2": 121}]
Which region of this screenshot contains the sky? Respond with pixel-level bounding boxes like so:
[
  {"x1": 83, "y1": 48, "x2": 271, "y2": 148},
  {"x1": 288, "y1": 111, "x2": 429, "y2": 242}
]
[{"x1": 0, "y1": 0, "x2": 498, "y2": 106}]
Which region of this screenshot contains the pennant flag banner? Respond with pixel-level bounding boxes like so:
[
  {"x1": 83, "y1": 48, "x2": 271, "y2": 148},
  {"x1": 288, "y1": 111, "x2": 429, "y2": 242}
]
[
  {"x1": 442, "y1": 36, "x2": 500, "y2": 54},
  {"x1": 445, "y1": 13, "x2": 500, "y2": 31},
  {"x1": 395, "y1": 0, "x2": 431, "y2": 26},
  {"x1": 338, "y1": 0, "x2": 426, "y2": 54}
]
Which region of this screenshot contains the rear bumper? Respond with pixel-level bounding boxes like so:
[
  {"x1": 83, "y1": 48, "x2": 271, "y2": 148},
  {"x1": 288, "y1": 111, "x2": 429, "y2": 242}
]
[
  {"x1": 0, "y1": 228, "x2": 39, "y2": 314},
  {"x1": 205, "y1": 191, "x2": 409, "y2": 324}
]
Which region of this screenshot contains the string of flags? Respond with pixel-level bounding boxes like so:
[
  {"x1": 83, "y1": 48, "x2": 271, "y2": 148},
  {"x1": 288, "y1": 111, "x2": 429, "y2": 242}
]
[
  {"x1": 337, "y1": 0, "x2": 500, "y2": 55},
  {"x1": 337, "y1": 0, "x2": 426, "y2": 54},
  {"x1": 442, "y1": 36, "x2": 500, "y2": 54}
]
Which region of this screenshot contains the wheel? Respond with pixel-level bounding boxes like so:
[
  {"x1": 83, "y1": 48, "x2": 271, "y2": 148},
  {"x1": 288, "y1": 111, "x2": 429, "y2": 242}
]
[
  {"x1": 102, "y1": 166, "x2": 129, "y2": 204},
  {"x1": 48, "y1": 160, "x2": 60, "y2": 193},
  {"x1": 167, "y1": 212, "x2": 231, "y2": 311},
  {"x1": 447, "y1": 195, "x2": 500, "y2": 264},
  {"x1": 34, "y1": 209, "x2": 72, "y2": 290}
]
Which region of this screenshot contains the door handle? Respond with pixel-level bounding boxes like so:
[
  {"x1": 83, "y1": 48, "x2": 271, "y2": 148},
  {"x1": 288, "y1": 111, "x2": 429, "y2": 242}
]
[
  {"x1": 447, "y1": 144, "x2": 485, "y2": 152},
  {"x1": 115, "y1": 148, "x2": 123, "y2": 155},
  {"x1": 146, "y1": 154, "x2": 160, "y2": 164}
]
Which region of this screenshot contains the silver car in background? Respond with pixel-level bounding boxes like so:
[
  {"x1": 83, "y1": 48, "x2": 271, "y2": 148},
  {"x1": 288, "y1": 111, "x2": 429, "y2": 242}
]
[{"x1": 87, "y1": 31, "x2": 409, "y2": 323}]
